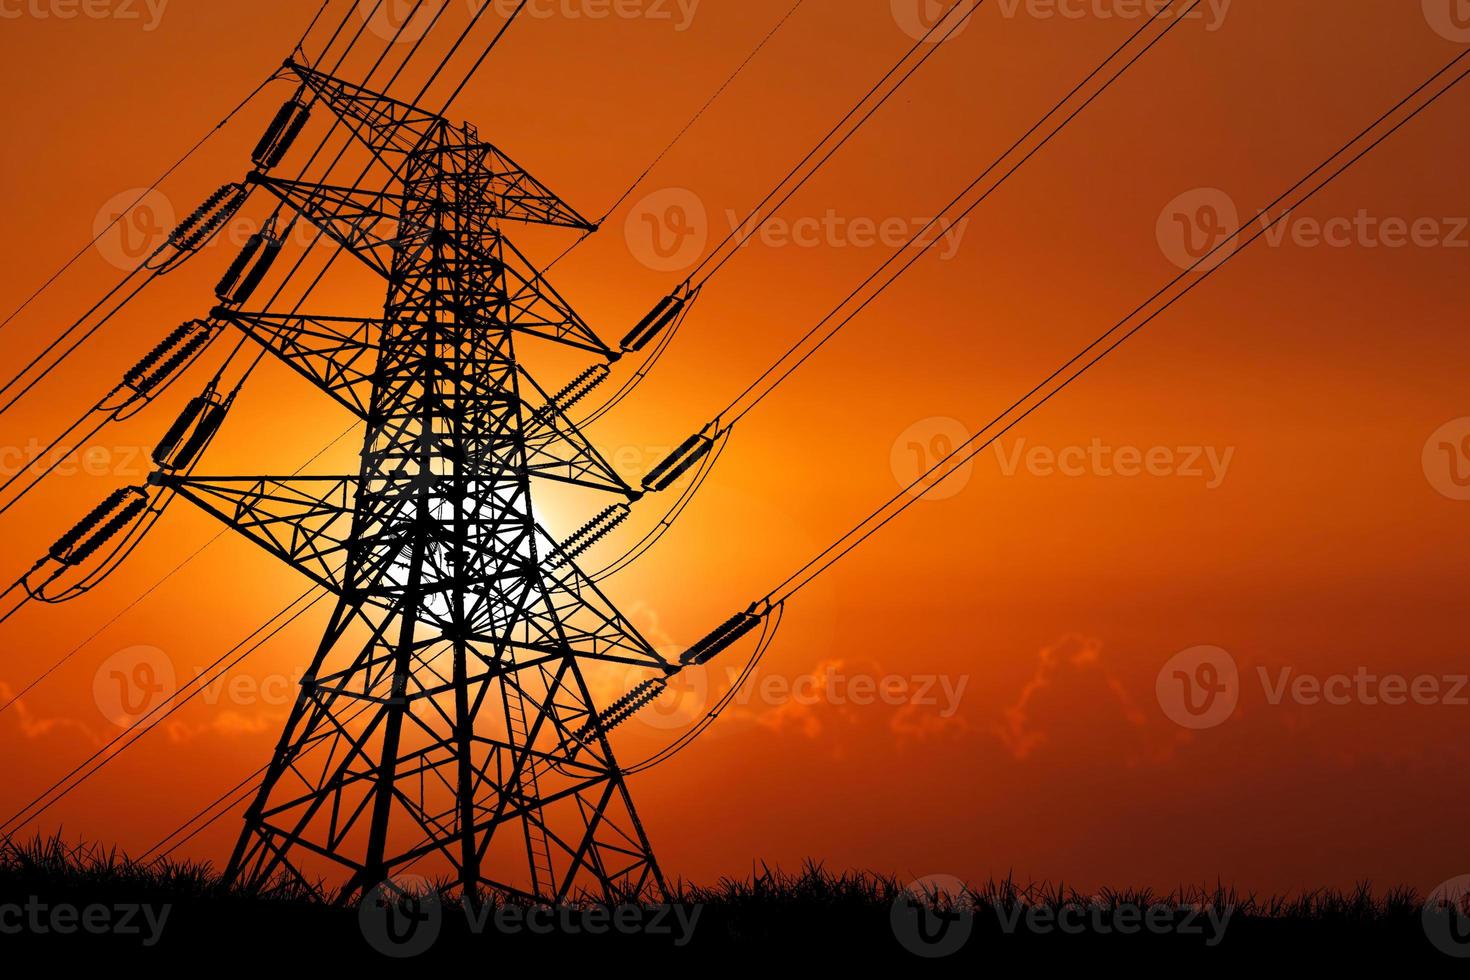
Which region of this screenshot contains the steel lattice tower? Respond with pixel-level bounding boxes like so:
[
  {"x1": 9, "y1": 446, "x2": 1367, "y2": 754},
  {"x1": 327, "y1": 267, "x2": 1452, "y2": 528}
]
[{"x1": 156, "y1": 65, "x2": 672, "y2": 902}]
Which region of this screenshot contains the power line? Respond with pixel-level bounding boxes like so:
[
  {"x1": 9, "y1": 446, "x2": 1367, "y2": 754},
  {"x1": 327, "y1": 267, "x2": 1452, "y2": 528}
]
[
  {"x1": 598, "y1": 0, "x2": 807, "y2": 226},
  {"x1": 764, "y1": 46, "x2": 1470, "y2": 607},
  {"x1": 571, "y1": 0, "x2": 977, "y2": 425},
  {"x1": 0, "y1": 0, "x2": 359, "y2": 384},
  {"x1": 0, "y1": 0, "x2": 465, "y2": 506},
  {"x1": 539, "y1": 3, "x2": 1184, "y2": 593},
  {"x1": 0, "y1": 0, "x2": 341, "y2": 339},
  {"x1": 0, "y1": 0, "x2": 409, "y2": 420},
  {"x1": 0, "y1": 420, "x2": 358, "y2": 717},
  {"x1": 0, "y1": 78, "x2": 274, "y2": 341},
  {"x1": 435, "y1": 1, "x2": 530, "y2": 114},
  {"x1": 0, "y1": 3, "x2": 523, "y2": 703},
  {"x1": 587, "y1": 41, "x2": 1470, "y2": 777},
  {"x1": 714, "y1": 0, "x2": 1196, "y2": 433},
  {"x1": 0, "y1": 583, "x2": 331, "y2": 836},
  {"x1": 0, "y1": 3, "x2": 570, "y2": 891},
  {"x1": 686, "y1": 0, "x2": 982, "y2": 288}
]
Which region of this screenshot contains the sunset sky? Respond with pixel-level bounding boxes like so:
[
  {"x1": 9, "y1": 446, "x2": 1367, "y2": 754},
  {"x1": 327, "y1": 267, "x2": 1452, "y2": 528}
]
[{"x1": 1, "y1": 0, "x2": 1468, "y2": 897}]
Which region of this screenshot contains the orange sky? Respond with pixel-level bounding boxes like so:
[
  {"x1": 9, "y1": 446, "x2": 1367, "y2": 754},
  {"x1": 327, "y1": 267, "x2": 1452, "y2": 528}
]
[{"x1": 1, "y1": 0, "x2": 1469, "y2": 896}]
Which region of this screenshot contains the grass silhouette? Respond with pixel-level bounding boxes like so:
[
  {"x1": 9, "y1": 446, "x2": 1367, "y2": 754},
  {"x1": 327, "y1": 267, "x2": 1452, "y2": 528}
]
[{"x1": 1, "y1": 833, "x2": 1462, "y2": 967}]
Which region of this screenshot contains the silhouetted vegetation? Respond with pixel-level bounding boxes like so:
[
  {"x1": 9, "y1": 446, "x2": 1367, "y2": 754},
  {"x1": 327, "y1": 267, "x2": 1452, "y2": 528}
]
[{"x1": 0, "y1": 834, "x2": 1461, "y2": 968}]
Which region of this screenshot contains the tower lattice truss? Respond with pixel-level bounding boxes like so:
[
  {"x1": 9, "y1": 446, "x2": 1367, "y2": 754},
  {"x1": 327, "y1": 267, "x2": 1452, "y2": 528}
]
[{"x1": 157, "y1": 64, "x2": 670, "y2": 902}]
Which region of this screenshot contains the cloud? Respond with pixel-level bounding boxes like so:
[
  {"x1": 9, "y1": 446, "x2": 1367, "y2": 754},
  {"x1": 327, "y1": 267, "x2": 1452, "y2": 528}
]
[
  {"x1": 723, "y1": 655, "x2": 975, "y2": 757},
  {"x1": 163, "y1": 709, "x2": 282, "y2": 744},
  {"x1": 747, "y1": 658, "x2": 853, "y2": 740},
  {"x1": 890, "y1": 700, "x2": 972, "y2": 741},
  {"x1": 0, "y1": 681, "x2": 99, "y2": 745},
  {"x1": 994, "y1": 635, "x2": 1162, "y2": 764}
]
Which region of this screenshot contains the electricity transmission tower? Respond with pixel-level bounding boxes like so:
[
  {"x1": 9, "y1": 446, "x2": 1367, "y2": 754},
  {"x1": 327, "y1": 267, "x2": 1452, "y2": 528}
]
[{"x1": 156, "y1": 63, "x2": 673, "y2": 902}]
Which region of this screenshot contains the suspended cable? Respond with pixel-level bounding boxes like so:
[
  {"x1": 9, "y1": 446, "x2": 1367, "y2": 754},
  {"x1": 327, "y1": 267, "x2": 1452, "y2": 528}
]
[
  {"x1": 716, "y1": 0, "x2": 1196, "y2": 433},
  {"x1": 597, "y1": 0, "x2": 806, "y2": 227},
  {"x1": 763, "y1": 46, "x2": 1470, "y2": 608},
  {"x1": 433, "y1": 1, "x2": 530, "y2": 115},
  {"x1": 0, "y1": 324, "x2": 224, "y2": 518},
  {"x1": 0, "y1": 0, "x2": 404, "y2": 421},
  {"x1": 524, "y1": 0, "x2": 804, "y2": 313},
  {"x1": 305, "y1": 0, "x2": 366, "y2": 68},
  {"x1": 572, "y1": 285, "x2": 696, "y2": 426},
  {"x1": 586, "y1": 428, "x2": 729, "y2": 582},
  {"x1": 0, "y1": 76, "x2": 276, "y2": 341},
  {"x1": 685, "y1": 0, "x2": 981, "y2": 289},
  {"x1": 0, "y1": 419, "x2": 357, "y2": 717},
  {"x1": 622, "y1": 602, "x2": 785, "y2": 775},
  {"x1": 594, "y1": 2, "x2": 1188, "y2": 579},
  {"x1": 585, "y1": 0, "x2": 973, "y2": 422},
  {"x1": 0, "y1": 583, "x2": 331, "y2": 836},
  {"x1": 292, "y1": 0, "x2": 337, "y2": 63},
  {"x1": 142, "y1": 766, "x2": 265, "y2": 863},
  {"x1": 0, "y1": 0, "x2": 378, "y2": 400},
  {"x1": 606, "y1": 24, "x2": 1470, "y2": 779},
  {"x1": 0, "y1": 0, "x2": 450, "y2": 507}
]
